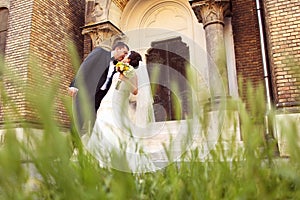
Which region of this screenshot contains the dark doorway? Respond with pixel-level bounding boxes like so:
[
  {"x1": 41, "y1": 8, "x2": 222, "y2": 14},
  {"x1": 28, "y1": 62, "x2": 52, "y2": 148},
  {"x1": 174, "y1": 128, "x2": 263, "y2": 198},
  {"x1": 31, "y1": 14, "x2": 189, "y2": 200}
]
[{"x1": 146, "y1": 37, "x2": 192, "y2": 121}]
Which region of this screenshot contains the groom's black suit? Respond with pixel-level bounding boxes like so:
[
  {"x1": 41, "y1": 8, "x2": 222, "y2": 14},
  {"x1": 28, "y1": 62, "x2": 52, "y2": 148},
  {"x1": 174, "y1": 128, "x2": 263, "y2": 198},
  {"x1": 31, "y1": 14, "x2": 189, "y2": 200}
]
[{"x1": 70, "y1": 47, "x2": 113, "y2": 135}]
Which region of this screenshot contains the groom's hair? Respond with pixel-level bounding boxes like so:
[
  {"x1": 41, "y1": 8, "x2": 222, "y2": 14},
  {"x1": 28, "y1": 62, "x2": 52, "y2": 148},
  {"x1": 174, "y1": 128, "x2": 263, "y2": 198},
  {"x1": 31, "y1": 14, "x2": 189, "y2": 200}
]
[{"x1": 112, "y1": 41, "x2": 129, "y2": 51}]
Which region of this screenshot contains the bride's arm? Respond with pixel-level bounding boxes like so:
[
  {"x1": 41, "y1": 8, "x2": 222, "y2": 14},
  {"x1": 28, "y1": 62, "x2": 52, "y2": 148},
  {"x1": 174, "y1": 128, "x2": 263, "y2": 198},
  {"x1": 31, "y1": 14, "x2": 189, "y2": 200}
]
[
  {"x1": 119, "y1": 73, "x2": 138, "y2": 95},
  {"x1": 130, "y1": 74, "x2": 138, "y2": 95}
]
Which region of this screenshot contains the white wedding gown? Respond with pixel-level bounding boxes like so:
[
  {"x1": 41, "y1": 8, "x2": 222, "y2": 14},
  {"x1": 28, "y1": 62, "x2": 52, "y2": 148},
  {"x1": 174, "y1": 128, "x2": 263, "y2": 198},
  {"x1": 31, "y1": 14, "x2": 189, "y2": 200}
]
[{"x1": 86, "y1": 71, "x2": 157, "y2": 173}]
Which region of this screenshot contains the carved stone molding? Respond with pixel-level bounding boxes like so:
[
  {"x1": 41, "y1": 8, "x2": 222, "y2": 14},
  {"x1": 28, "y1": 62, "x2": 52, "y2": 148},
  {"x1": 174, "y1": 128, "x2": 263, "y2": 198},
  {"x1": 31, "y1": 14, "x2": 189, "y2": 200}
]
[
  {"x1": 82, "y1": 21, "x2": 124, "y2": 50},
  {"x1": 112, "y1": 0, "x2": 129, "y2": 11},
  {"x1": 0, "y1": 0, "x2": 10, "y2": 8},
  {"x1": 85, "y1": 0, "x2": 112, "y2": 25},
  {"x1": 190, "y1": 0, "x2": 231, "y2": 28}
]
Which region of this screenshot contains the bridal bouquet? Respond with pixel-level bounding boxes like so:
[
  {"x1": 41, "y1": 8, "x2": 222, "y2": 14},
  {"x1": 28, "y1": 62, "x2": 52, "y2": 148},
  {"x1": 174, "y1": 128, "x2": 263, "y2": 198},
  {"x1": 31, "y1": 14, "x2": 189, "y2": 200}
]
[
  {"x1": 115, "y1": 62, "x2": 135, "y2": 90},
  {"x1": 115, "y1": 62, "x2": 135, "y2": 78}
]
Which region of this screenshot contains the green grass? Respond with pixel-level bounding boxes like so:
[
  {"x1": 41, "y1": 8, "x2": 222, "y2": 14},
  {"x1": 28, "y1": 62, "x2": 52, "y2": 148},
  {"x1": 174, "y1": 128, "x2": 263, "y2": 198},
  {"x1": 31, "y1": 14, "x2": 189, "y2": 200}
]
[{"x1": 0, "y1": 51, "x2": 300, "y2": 200}]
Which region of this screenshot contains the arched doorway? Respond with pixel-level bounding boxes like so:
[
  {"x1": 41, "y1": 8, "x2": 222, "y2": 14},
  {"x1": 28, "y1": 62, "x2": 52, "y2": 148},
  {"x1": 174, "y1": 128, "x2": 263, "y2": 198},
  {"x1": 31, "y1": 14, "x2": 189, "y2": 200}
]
[{"x1": 120, "y1": 0, "x2": 205, "y2": 122}]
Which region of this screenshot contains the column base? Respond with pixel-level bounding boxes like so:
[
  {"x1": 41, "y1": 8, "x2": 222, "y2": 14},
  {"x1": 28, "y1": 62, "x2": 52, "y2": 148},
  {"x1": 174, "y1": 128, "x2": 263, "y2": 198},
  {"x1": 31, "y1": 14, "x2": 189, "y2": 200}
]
[{"x1": 204, "y1": 95, "x2": 232, "y2": 112}]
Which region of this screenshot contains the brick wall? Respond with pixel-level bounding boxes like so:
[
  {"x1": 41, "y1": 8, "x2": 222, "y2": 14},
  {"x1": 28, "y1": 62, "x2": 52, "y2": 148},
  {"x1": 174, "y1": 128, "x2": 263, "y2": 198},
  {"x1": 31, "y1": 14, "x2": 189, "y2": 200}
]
[
  {"x1": 83, "y1": 34, "x2": 92, "y2": 59},
  {"x1": 263, "y1": 0, "x2": 300, "y2": 107},
  {"x1": 2, "y1": 0, "x2": 34, "y2": 123},
  {"x1": 29, "y1": 0, "x2": 85, "y2": 127},
  {"x1": 1, "y1": 0, "x2": 85, "y2": 127},
  {"x1": 231, "y1": 0, "x2": 266, "y2": 104}
]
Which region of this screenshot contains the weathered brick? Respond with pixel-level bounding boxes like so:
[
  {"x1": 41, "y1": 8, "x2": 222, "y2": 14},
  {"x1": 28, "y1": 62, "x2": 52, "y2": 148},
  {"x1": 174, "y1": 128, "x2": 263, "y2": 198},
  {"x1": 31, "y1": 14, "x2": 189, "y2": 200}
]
[
  {"x1": 231, "y1": 0, "x2": 266, "y2": 108},
  {"x1": 264, "y1": 0, "x2": 300, "y2": 106},
  {"x1": 1, "y1": 0, "x2": 85, "y2": 127}
]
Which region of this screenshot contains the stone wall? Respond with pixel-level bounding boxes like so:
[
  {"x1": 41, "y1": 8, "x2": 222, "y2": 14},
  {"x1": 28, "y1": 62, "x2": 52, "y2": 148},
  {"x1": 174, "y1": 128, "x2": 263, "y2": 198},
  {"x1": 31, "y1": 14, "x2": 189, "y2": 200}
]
[{"x1": 263, "y1": 0, "x2": 300, "y2": 107}]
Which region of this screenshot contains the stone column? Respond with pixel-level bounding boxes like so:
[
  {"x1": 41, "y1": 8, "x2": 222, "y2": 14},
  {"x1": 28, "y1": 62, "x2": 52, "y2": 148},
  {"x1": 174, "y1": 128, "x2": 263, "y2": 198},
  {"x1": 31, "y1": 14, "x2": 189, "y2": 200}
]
[
  {"x1": 190, "y1": 0, "x2": 231, "y2": 102},
  {"x1": 82, "y1": 21, "x2": 124, "y2": 51}
]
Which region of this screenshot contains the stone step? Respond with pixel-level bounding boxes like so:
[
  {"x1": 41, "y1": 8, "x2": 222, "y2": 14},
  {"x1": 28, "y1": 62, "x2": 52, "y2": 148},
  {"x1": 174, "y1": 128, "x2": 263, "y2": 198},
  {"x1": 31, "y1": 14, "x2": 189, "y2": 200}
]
[{"x1": 135, "y1": 118, "x2": 243, "y2": 163}]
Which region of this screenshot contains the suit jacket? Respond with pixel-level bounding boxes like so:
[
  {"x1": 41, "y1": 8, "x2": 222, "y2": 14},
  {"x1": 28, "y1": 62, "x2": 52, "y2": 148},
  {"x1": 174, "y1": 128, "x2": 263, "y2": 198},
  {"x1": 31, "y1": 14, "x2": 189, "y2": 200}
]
[{"x1": 71, "y1": 47, "x2": 111, "y2": 134}]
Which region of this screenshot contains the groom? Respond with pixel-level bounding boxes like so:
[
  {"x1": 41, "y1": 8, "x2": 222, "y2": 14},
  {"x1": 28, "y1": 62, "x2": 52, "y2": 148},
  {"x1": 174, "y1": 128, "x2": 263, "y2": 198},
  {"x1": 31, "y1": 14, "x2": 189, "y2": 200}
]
[{"x1": 69, "y1": 42, "x2": 129, "y2": 136}]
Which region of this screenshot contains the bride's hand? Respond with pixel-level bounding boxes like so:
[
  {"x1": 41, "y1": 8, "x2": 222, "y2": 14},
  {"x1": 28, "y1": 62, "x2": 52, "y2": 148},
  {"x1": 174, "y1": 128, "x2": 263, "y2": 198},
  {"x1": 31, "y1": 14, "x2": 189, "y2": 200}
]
[
  {"x1": 119, "y1": 73, "x2": 128, "y2": 81},
  {"x1": 118, "y1": 73, "x2": 138, "y2": 94},
  {"x1": 131, "y1": 75, "x2": 138, "y2": 95}
]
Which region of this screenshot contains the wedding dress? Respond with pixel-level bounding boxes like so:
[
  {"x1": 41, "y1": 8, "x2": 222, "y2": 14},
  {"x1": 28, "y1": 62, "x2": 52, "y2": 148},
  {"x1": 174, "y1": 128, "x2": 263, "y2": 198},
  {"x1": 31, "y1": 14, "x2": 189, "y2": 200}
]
[{"x1": 86, "y1": 69, "x2": 157, "y2": 173}]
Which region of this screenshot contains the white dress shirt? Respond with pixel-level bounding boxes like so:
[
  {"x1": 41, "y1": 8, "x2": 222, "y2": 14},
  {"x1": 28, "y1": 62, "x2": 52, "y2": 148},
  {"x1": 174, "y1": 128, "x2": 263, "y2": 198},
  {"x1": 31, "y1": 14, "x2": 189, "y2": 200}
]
[{"x1": 100, "y1": 52, "x2": 115, "y2": 90}]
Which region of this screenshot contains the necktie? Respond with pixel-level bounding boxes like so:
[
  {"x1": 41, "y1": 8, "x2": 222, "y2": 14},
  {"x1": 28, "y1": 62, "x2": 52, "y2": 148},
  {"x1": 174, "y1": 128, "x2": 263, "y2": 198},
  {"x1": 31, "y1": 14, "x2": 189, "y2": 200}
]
[
  {"x1": 111, "y1": 57, "x2": 118, "y2": 65},
  {"x1": 113, "y1": 59, "x2": 118, "y2": 65},
  {"x1": 105, "y1": 67, "x2": 117, "y2": 90}
]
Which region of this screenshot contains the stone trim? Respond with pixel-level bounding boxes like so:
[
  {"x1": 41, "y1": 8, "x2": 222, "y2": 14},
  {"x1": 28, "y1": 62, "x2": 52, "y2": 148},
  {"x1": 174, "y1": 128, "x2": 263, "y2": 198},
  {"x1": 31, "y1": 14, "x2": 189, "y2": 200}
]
[
  {"x1": 190, "y1": 0, "x2": 231, "y2": 28},
  {"x1": 0, "y1": 0, "x2": 10, "y2": 9},
  {"x1": 82, "y1": 21, "x2": 123, "y2": 50}
]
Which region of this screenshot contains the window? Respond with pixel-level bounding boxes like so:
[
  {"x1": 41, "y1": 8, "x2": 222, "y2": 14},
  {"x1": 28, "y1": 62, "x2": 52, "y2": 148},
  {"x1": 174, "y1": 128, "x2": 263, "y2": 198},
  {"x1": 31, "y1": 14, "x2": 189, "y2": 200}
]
[{"x1": 0, "y1": 7, "x2": 9, "y2": 55}]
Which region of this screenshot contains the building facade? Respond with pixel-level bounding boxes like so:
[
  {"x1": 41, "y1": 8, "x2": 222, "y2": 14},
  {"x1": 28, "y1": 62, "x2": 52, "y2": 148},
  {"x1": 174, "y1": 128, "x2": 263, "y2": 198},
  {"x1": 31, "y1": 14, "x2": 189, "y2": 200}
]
[
  {"x1": 0, "y1": 0, "x2": 299, "y2": 157},
  {"x1": 0, "y1": 0, "x2": 85, "y2": 127}
]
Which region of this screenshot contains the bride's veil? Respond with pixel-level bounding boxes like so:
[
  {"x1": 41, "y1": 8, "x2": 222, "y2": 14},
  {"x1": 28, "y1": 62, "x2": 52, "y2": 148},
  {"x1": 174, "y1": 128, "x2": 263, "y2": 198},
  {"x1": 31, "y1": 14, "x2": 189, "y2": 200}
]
[{"x1": 134, "y1": 61, "x2": 155, "y2": 127}]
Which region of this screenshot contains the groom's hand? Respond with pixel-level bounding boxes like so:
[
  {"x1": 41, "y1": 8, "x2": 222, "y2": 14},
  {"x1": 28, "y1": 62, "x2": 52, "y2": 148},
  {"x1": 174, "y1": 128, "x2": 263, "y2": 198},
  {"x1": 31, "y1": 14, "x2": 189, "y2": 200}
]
[{"x1": 68, "y1": 87, "x2": 78, "y2": 97}]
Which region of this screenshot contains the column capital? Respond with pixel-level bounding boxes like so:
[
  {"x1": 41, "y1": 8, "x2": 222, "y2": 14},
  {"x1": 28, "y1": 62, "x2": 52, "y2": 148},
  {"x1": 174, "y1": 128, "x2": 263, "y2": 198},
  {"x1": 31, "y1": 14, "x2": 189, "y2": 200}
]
[
  {"x1": 190, "y1": 0, "x2": 231, "y2": 28},
  {"x1": 81, "y1": 21, "x2": 124, "y2": 50}
]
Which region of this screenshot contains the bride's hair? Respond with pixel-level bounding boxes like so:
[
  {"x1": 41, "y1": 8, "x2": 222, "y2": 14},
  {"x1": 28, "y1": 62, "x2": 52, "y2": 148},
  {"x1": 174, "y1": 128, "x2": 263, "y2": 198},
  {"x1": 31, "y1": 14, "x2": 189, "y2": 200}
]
[{"x1": 128, "y1": 51, "x2": 142, "y2": 69}]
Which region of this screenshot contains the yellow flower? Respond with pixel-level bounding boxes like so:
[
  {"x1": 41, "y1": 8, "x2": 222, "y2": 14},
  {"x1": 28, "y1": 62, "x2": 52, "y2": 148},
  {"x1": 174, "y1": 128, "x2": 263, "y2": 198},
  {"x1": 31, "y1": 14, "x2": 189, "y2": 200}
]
[{"x1": 115, "y1": 62, "x2": 135, "y2": 78}]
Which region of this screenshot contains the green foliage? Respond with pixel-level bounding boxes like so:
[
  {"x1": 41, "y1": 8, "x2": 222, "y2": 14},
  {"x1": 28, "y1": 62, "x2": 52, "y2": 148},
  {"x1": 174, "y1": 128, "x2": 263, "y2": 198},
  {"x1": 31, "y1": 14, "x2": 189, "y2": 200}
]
[{"x1": 0, "y1": 47, "x2": 300, "y2": 200}]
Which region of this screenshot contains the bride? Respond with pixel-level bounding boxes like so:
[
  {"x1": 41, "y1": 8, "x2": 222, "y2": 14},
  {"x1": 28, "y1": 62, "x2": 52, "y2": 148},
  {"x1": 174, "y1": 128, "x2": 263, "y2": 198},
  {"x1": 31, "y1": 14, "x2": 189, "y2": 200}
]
[{"x1": 85, "y1": 51, "x2": 157, "y2": 173}]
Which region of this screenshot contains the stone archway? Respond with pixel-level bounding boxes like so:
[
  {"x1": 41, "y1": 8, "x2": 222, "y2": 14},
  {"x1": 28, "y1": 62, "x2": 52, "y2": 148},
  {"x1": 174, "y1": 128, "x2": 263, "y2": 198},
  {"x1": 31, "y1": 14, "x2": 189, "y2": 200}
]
[{"x1": 119, "y1": 0, "x2": 205, "y2": 122}]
